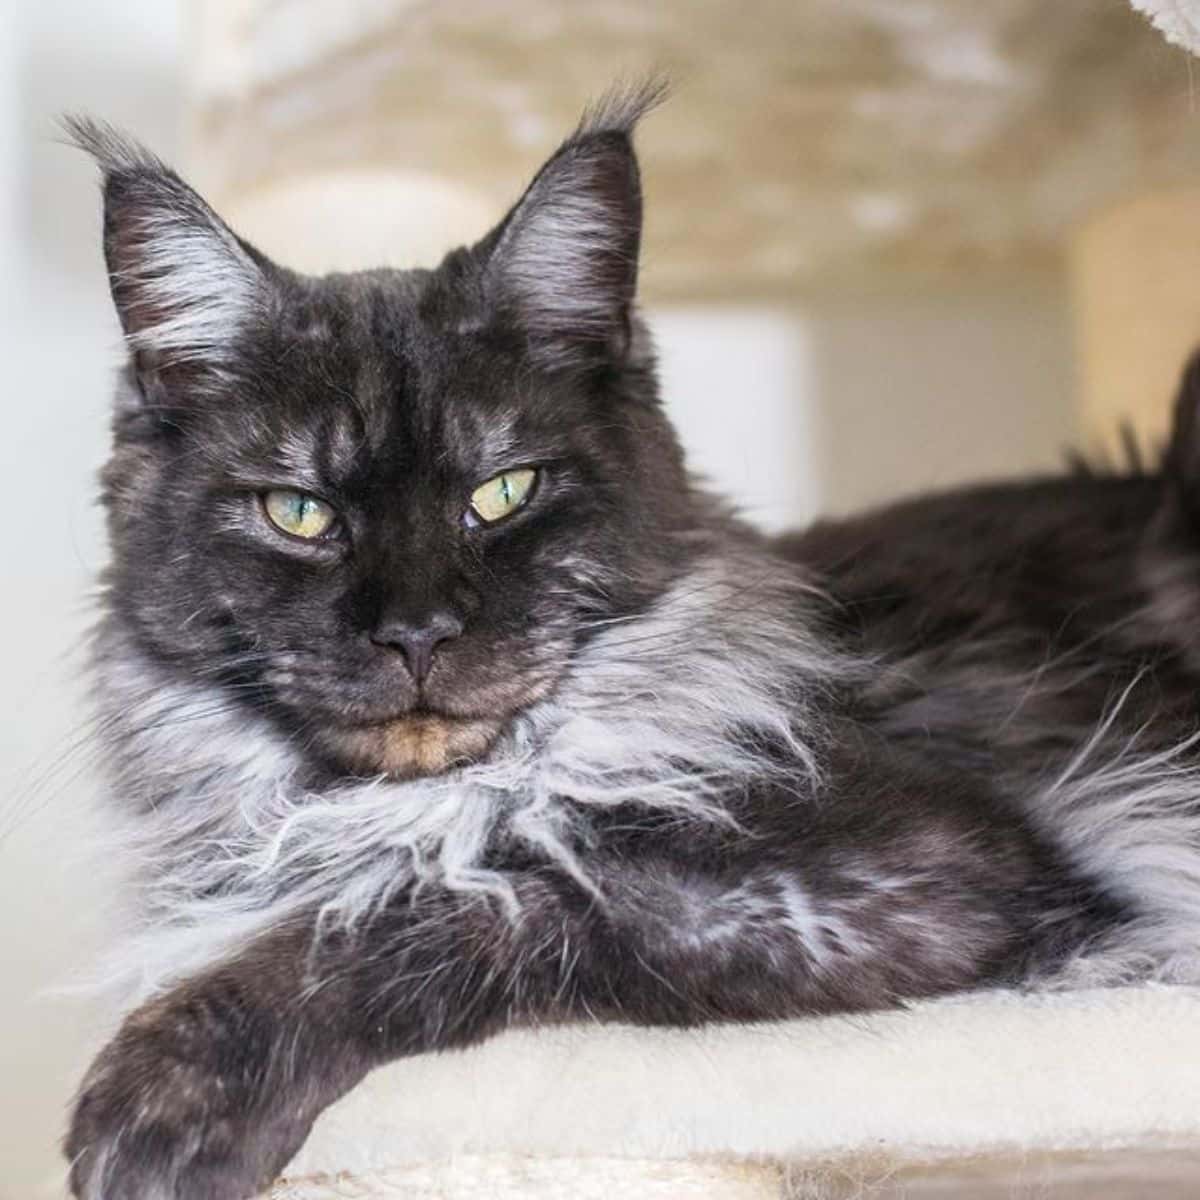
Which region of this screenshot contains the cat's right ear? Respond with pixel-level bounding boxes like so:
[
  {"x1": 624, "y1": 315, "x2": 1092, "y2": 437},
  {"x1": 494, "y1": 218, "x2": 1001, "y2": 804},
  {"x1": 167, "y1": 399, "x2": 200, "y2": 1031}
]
[{"x1": 65, "y1": 117, "x2": 269, "y2": 384}]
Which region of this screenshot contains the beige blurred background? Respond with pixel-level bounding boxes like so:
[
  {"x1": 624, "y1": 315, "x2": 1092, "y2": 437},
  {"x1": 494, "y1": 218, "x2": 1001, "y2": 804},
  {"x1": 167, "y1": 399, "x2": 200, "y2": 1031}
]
[{"x1": 3, "y1": 1, "x2": 1200, "y2": 1194}]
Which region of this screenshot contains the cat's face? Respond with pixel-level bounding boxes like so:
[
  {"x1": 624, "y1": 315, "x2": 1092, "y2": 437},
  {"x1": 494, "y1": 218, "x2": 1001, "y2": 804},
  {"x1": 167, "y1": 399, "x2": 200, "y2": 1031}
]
[{"x1": 79, "y1": 90, "x2": 698, "y2": 779}]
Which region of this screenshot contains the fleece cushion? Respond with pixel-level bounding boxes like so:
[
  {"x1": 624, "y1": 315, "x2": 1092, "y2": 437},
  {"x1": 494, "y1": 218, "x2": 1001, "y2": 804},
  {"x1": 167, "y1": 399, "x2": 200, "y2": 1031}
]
[{"x1": 268, "y1": 985, "x2": 1200, "y2": 1197}]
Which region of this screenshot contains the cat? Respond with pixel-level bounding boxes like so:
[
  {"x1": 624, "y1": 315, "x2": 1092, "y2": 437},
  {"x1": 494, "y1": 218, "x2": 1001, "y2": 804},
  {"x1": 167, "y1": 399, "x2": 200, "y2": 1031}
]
[{"x1": 62, "y1": 83, "x2": 1200, "y2": 1200}]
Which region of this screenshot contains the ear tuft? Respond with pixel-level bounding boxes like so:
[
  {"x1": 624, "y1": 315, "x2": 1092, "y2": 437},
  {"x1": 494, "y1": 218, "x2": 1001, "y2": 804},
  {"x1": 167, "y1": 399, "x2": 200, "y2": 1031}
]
[
  {"x1": 574, "y1": 75, "x2": 671, "y2": 138},
  {"x1": 64, "y1": 115, "x2": 266, "y2": 370},
  {"x1": 62, "y1": 114, "x2": 171, "y2": 179},
  {"x1": 481, "y1": 79, "x2": 666, "y2": 369}
]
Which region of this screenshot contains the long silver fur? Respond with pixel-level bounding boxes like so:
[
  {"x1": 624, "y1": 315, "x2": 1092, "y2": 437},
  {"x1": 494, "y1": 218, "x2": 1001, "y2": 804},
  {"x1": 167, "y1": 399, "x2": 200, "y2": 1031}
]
[
  {"x1": 84, "y1": 550, "x2": 1200, "y2": 1004},
  {"x1": 88, "y1": 547, "x2": 846, "y2": 1004},
  {"x1": 1031, "y1": 680, "x2": 1200, "y2": 987}
]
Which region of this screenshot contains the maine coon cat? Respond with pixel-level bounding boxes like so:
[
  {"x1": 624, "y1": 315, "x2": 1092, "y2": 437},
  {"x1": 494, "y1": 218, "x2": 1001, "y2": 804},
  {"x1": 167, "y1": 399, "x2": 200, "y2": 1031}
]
[{"x1": 64, "y1": 85, "x2": 1200, "y2": 1200}]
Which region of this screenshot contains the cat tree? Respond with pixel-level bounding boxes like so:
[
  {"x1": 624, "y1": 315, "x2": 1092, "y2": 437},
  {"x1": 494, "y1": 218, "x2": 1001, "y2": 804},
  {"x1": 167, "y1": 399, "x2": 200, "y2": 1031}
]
[
  {"x1": 265, "y1": 988, "x2": 1200, "y2": 1198},
  {"x1": 175, "y1": 1, "x2": 1200, "y2": 1194}
]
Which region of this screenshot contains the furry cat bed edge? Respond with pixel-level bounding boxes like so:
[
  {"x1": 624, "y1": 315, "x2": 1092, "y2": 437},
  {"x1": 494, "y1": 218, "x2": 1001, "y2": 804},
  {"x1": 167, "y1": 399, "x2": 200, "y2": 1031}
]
[{"x1": 268, "y1": 985, "x2": 1200, "y2": 1197}]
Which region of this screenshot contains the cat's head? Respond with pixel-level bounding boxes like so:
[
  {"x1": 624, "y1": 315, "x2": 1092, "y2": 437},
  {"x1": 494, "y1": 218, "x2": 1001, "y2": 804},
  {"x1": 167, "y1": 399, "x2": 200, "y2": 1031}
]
[{"x1": 72, "y1": 84, "x2": 704, "y2": 780}]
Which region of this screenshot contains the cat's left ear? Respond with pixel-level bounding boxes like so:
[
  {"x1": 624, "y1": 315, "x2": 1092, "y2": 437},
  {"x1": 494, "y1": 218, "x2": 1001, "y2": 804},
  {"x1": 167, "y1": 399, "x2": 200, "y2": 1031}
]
[
  {"x1": 66, "y1": 116, "x2": 270, "y2": 379},
  {"x1": 478, "y1": 81, "x2": 665, "y2": 370}
]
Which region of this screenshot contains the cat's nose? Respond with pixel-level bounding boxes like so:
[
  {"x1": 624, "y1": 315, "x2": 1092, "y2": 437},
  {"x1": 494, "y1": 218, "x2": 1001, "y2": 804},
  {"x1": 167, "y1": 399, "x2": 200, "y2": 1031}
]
[{"x1": 370, "y1": 610, "x2": 464, "y2": 686}]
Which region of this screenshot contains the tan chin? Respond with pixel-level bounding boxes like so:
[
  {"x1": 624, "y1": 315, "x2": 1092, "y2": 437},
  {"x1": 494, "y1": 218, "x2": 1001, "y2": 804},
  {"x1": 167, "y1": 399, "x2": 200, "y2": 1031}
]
[{"x1": 333, "y1": 714, "x2": 503, "y2": 779}]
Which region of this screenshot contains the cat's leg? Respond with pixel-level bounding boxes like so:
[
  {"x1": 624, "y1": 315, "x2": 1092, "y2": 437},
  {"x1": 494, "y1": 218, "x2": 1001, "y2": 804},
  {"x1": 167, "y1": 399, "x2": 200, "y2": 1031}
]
[
  {"x1": 65, "y1": 947, "x2": 363, "y2": 1200},
  {"x1": 65, "y1": 783, "x2": 1066, "y2": 1200}
]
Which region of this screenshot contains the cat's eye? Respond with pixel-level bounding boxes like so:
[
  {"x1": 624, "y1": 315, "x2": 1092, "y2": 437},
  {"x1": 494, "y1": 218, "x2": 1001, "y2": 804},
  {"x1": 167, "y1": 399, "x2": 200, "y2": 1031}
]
[
  {"x1": 262, "y1": 489, "x2": 338, "y2": 540},
  {"x1": 468, "y1": 468, "x2": 537, "y2": 526}
]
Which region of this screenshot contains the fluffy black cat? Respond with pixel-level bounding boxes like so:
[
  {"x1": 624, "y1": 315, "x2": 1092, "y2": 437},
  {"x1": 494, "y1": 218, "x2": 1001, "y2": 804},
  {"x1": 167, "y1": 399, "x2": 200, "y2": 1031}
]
[{"x1": 64, "y1": 85, "x2": 1200, "y2": 1200}]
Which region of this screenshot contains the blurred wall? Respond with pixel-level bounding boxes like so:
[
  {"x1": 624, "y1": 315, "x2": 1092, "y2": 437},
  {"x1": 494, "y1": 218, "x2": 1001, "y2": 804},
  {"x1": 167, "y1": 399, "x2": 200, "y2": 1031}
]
[
  {"x1": 0, "y1": 2, "x2": 1076, "y2": 1195},
  {"x1": 808, "y1": 278, "x2": 1076, "y2": 515},
  {"x1": 656, "y1": 285, "x2": 1075, "y2": 529},
  {"x1": 0, "y1": 5, "x2": 181, "y2": 1198},
  {"x1": 1073, "y1": 187, "x2": 1200, "y2": 456}
]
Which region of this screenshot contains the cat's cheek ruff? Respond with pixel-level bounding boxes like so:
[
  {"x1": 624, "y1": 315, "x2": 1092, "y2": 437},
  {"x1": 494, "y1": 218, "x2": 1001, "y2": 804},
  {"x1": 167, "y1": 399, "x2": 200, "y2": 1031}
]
[{"x1": 85, "y1": 547, "x2": 850, "y2": 1004}]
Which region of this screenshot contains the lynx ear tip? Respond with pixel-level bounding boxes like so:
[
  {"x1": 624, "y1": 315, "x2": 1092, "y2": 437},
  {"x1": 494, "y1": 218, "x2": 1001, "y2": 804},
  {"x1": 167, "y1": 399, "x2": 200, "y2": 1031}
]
[
  {"x1": 58, "y1": 113, "x2": 169, "y2": 181},
  {"x1": 576, "y1": 75, "x2": 671, "y2": 140}
]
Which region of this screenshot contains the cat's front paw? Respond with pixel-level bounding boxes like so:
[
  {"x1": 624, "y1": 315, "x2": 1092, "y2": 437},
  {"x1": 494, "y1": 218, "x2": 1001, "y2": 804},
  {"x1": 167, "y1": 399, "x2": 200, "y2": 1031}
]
[{"x1": 65, "y1": 996, "x2": 309, "y2": 1200}]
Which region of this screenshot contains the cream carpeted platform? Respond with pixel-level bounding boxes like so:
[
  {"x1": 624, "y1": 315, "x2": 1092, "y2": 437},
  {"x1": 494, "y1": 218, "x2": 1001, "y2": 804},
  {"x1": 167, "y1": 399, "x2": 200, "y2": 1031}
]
[{"x1": 268, "y1": 985, "x2": 1200, "y2": 1197}]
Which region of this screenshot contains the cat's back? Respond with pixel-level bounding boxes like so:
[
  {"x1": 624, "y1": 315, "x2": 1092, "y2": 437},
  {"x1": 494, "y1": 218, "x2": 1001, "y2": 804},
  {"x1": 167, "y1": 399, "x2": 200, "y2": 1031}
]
[{"x1": 775, "y1": 470, "x2": 1170, "y2": 658}]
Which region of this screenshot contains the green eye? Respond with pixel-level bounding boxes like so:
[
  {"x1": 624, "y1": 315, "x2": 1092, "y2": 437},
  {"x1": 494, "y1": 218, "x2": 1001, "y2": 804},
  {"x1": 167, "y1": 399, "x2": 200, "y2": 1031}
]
[
  {"x1": 262, "y1": 490, "x2": 337, "y2": 539},
  {"x1": 469, "y1": 468, "x2": 537, "y2": 525}
]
